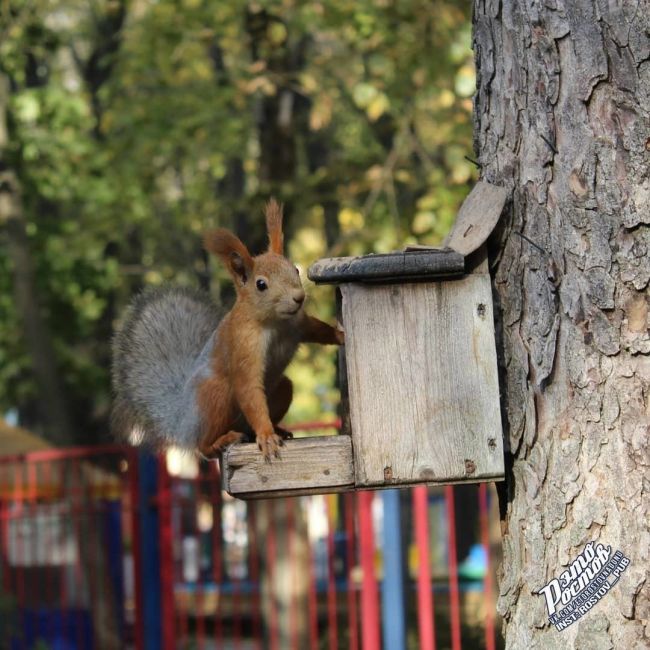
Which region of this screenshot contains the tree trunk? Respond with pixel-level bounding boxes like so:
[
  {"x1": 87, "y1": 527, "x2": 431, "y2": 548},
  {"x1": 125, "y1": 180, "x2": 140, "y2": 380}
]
[
  {"x1": 473, "y1": 2, "x2": 648, "y2": 648},
  {"x1": 0, "y1": 74, "x2": 74, "y2": 446}
]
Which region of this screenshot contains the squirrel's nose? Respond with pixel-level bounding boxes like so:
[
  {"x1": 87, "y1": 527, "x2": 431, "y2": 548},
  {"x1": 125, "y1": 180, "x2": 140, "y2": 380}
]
[{"x1": 292, "y1": 290, "x2": 305, "y2": 305}]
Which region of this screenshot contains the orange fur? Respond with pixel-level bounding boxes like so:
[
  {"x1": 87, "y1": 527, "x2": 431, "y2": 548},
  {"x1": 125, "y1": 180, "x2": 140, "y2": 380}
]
[
  {"x1": 198, "y1": 202, "x2": 343, "y2": 461},
  {"x1": 265, "y1": 199, "x2": 284, "y2": 254},
  {"x1": 203, "y1": 229, "x2": 254, "y2": 289}
]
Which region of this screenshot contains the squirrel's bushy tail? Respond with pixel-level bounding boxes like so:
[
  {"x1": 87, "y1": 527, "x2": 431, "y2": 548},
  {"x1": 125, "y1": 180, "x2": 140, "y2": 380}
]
[{"x1": 111, "y1": 286, "x2": 222, "y2": 449}]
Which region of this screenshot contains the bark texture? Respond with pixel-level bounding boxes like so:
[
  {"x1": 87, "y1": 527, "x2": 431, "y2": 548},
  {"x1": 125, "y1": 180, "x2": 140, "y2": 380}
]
[{"x1": 473, "y1": 1, "x2": 649, "y2": 648}]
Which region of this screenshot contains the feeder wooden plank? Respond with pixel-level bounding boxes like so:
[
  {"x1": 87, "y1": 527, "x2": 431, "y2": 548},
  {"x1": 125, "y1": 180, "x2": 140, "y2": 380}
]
[
  {"x1": 341, "y1": 274, "x2": 504, "y2": 487},
  {"x1": 308, "y1": 248, "x2": 464, "y2": 284},
  {"x1": 222, "y1": 435, "x2": 354, "y2": 498},
  {"x1": 443, "y1": 181, "x2": 508, "y2": 256}
]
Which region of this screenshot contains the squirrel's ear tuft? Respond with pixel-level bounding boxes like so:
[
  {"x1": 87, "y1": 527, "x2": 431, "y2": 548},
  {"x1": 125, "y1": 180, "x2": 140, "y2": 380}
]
[
  {"x1": 265, "y1": 198, "x2": 284, "y2": 255},
  {"x1": 203, "y1": 229, "x2": 254, "y2": 286}
]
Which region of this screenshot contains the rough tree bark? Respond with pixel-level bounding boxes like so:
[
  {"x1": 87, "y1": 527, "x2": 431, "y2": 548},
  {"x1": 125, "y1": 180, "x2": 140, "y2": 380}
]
[{"x1": 473, "y1": 2, "x2": 649, "y2": 648}]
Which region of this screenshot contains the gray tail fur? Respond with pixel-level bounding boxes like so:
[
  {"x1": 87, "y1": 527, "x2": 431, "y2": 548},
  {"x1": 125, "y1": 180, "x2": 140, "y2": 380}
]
[{"x1": 111, "y1": 286, "x2": 223, "y2": 449}]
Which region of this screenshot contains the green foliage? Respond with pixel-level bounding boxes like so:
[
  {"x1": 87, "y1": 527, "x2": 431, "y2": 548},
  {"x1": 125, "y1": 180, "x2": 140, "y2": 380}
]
[{"x1": 0, "y1": 0, "x2": 475, "y2": 438}]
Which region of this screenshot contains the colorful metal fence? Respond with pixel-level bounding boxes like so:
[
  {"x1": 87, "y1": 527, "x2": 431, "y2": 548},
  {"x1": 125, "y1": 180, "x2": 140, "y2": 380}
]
[
  {"x1": 0, "y1": 430, "x2": 501, "y2": 650},
  {"x1": 155, "y1": 424, "x2": 501, "y2": 650},
  {"x1": 0, "y1": 445, "x2": 142, "y2": 650}
]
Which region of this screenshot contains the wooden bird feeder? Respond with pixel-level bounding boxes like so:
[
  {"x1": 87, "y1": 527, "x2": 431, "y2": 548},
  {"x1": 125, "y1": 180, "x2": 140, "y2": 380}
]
[{"x1": 221, "y1": 181, "x2": 508, "y2": 499}]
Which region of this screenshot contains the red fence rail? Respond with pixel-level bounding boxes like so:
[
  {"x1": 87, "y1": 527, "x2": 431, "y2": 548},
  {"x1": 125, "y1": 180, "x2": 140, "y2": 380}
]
[{"x1": 0, "y1": 431, "x2": 502, "y2": 650}]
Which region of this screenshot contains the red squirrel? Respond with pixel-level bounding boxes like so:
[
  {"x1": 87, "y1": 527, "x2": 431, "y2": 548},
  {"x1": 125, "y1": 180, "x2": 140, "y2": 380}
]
[{"x1": 111, "y1": 200, "x2": 343, "y2": 461}]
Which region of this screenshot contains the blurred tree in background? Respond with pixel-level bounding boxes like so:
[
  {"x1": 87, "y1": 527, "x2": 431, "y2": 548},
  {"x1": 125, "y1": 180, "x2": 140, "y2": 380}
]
[{"x1": 0, "y1": 0, "x2": 475, "y2": 446}]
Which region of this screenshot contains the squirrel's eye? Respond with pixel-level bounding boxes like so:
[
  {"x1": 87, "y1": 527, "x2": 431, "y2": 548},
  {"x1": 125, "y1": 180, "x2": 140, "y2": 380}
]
[
  {"x1": 295, "y1": 266, "x2": 300, "y2": 275},
  {"x1": 256, "y1": 279, "x2": 268, "y2": 291}
]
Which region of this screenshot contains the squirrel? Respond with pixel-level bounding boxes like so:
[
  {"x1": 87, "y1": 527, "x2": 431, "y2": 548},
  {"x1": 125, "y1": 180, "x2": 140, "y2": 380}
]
[{"x1": 111, "y1": 199, "x2": 343, "y2": 461}]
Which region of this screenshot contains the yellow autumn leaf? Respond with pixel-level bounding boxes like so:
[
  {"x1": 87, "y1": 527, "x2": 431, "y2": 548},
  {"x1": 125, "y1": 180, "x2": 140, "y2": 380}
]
[
  {"x1": 366, "y1": 93, "x2": 390, "y2": 121},
  {"x1": 412, "y1": 211, "x2": 436, "y2": 235},
  {"x1": 310, "y1": 95, "x2": 333, "y2": 130},
  {"x1": 338, "y1": 207, "x2": 364, "y2": 232},
  {"x1": 300, "y1": 72, "x2": 318, "y2": 93},
  {"x1": 268, "y1": 22, "x2": 288, "y2": 45},
  {"x1": 438, "y1": 89, "x2": 455, "y2": 108},
  {"x1": 352, "y1": 82, "x2": 377, "y2": 108}
]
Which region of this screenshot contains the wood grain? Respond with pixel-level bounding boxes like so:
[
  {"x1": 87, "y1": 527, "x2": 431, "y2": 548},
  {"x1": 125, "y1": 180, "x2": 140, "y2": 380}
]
[
  {"x1": 341, "y1": 274, "x2": 504, "y2": 487},
  {"x1": 443, "y1": 181, "x2": 508, "y2": 256},
  {"x1": 222, "y1": 435, "x2": 354, "y2": 498}
]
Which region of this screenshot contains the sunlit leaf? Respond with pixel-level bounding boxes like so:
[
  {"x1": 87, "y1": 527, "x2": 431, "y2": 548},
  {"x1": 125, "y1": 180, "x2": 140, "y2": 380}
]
[
  {"x1": 352, "y1": 82, "x2": 378, "y2": 108},
  {"x1": 338, "y1": 208, "x2": 364, "y2": 232},
  {"x1": 366, "y1": 93, "x2": 390, "y2": 121}
]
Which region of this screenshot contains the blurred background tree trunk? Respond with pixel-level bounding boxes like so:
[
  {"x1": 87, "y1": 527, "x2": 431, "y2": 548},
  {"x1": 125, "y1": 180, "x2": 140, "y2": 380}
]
[
  {"x1": 243, "y1": 7, "x2": 311, "y2": 646},
  {"x1": 254, "y1": 499, "x2": 310, "y2": 648},
  {"x1": 473, "y1": 1, "x2": 649, "y2": 648},
  {"x1": 0, "y1": 70, "x2": 74, "y2": 446}
]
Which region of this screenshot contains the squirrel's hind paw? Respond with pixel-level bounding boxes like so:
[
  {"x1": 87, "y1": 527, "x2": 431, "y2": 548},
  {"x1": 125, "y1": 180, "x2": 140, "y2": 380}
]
[
  {"x1": 199, "y1": 430, "x2": 246, "y2": 458},
  {"x1": 274, "y1": 425, "x2": 294, "y2": 441}
]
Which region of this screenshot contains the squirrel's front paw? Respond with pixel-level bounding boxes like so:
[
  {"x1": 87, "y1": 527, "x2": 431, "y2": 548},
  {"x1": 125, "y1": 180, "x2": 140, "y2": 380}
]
[{"x1": 257, "y1": 428, "x2": 283, "y2": 462}]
